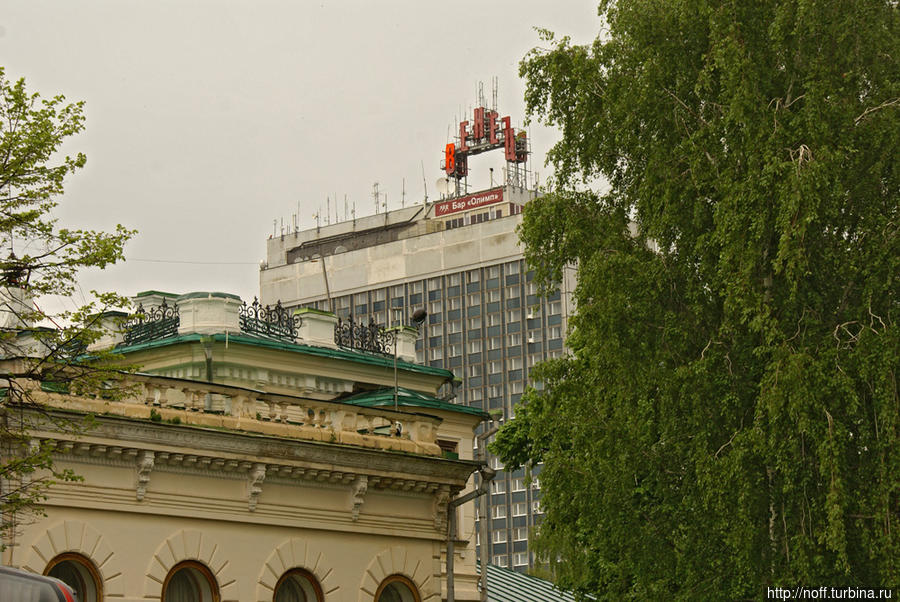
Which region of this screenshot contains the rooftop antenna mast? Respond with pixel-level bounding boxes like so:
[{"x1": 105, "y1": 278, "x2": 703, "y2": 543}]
[
  {"x1": 326, "y1": 196, "x2": 331, "y2": 225},
  {"x1": 344, "y1": 194, "x2": 348, "y2": 221},
  {"x1": 421, "y1": 161, "x2": 428, "y2": 205},
  {"x1": 492, "y1": 76, "x2": 498, "y2": 112},
  {"x1": 373, "y1": 182, "x2": 380, "y2": 214},
  {"x1": 401, "y1": 178, "x2": 406, "y2": 208}
]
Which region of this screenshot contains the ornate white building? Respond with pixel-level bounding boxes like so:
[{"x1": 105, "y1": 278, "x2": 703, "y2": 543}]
[{"x1": 1, "y1": 290, "x2": 490, "y2": 602}]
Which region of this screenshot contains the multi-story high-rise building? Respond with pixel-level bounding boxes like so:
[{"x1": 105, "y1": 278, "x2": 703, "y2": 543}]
[{"x1": 260, "y1": 183, "x2": 575, "y2": 573}]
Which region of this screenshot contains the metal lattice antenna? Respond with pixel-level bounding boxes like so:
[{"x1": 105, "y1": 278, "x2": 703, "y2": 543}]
[{"x1": 492, "y1": 76, "x2": 498, "y2": 112}]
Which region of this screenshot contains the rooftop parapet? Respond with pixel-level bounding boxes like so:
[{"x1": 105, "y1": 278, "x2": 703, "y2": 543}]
[
  {"x1": 94, "y1": 292, "x2": 418, "y2": 362},
  {"x1": 8, "y1": 368, "x2": 444, "y2": 457}
]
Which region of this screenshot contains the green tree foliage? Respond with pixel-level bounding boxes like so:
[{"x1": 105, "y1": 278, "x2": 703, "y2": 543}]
[
  {"x1": 0, "y1": 67, "x2": 135, "y2": 543},
  {"x1": 490, "y1": 1, "x2": 899, "y2": 598}
]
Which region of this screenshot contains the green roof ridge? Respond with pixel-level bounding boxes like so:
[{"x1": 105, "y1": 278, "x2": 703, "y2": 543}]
[
  {"x1": 115, "y1": 332, "x2": 455, "y2": 380},
  {"x1": 343, "y1": 387, "x2": 489, "y2": 419}
]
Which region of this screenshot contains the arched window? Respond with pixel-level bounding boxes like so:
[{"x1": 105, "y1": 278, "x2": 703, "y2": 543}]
[
  {"x1": 44, "y1": 552, "x2": 102, "y2": 602},
  {"x1": 162, "y1": 561, "x2": 220, "y2": 602},
  {"x1": 273, "y1": 568, "x2": 324, "y2": 602},
  {"x1": 374, "y1": 574, "x2": 421, "y2": 602}
]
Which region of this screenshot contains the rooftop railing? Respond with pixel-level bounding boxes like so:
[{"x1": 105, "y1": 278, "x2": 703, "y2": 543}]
[
  {"x1": 334, "y1": 315, "x2": 396, "y2": 355},
  {"x1": 123, "y1": 300, "x2": 180, "y2": 346},
  {"x1": 121, "y1": 298, "x2": 302, "y2": 346}
]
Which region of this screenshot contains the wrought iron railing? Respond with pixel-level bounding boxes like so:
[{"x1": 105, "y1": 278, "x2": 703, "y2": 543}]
[
  {"x1": 239, "y1": 298, "x2": 300, "y2": 342},
  {"x1": 334, "y1": 315, "x2": 396, "y2": 355},
  {"x1": 123, "y1": 300, "x2": 180, "y2": 346}
]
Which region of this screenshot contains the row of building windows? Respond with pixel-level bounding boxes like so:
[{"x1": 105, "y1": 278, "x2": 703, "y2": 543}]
[
  {"x1": 39, "y1": 553, "x2": 421, "y2": 602},
  {"x1": 490, "y1": 526, "x2": 532, "y2": 544},
  {"x1": 490, "y1": 501, "x2": 543, "y2": 519},
  {"x1": 490, "y1": 477, "x2": 540, "y2": 494},
  {"x1": 491, "y1": 553, "x2": 530, "y2": 568}
]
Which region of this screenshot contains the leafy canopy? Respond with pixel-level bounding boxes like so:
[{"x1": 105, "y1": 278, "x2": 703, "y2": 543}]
[
  {"x1": 491, "y1": 1, "x2": 899, "y2": 598},
  {"x1": 0, "y1": 67, "x2": 135, "y2": 543}
]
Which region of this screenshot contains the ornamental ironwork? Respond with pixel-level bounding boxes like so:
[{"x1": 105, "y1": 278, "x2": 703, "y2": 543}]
[
  {"x1": 239, "y1": 298, "x2": 300, "y2": 342},
  {"x1": 123, "y1": 300, "x2": 180, "y2": 346},
  {"x1": 334, "y1": 315, "x2": 396, "y2": 355}
]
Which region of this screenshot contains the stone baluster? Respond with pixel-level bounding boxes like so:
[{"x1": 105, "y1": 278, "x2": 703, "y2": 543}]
[
  {"x1": 276, "y1": 401, "x2": 289, "y2": 423},
  {"x1": 305, "y1": 406, "x2": 317, "y2": 427},
  {"x1": 179, "y1": 387, "x2": 197, "y2": 411},
  {"x1": 325, "y1": 409, "x2": 345, "y2": 432},
  {"x1": 265, "y1": 400, "x2": 277, "y2": 421},
  {"x1": 156, "y1": 385, "x2": 170, "y2": 408},
  {"x1": 231, "y1": 394, "x2": 252, "y2": 418},
  {"x1": 143, "y1": 383, "x2": 157, "y2": 405}
]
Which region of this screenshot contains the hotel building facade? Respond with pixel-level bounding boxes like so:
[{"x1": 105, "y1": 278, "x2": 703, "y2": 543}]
[{"x1": 260, "y1": 186, "x2": 575, "y2": 573}]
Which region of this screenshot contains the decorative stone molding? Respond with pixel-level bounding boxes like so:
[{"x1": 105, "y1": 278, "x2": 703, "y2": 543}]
[
  {"x1": 349, "y1": 475, "x2": 368, "y2": 521},
  {"x1": 433, "y1": 485, "x2": 451, "y2": 532},
  {"x1": 27, "y1": 372, "x2": 445, "y2": 457},
  {"x1": 176, "y1": 291, "x2": 243, "y2": 336},
  {"x1": 388, "y1": 325, "x2": 420, "y2": 362},
  {"x1": 358, "y1": 545, "x2": 439, "y2": 602},
  {"x1": 255, "y1": 538, "x2": 338, "y2": 602},
  {"x1": 293, "y1": 307, "x2": 339, "y2": 348},
  {"x1": 22, "y1": 520, "x2": 125, "y2": 598},
  {"x1": 143, "y1": 529, "x2": 238, "y2": 601},
  {"x1": 248, "y1": 462, "x2": 266, "y2": 511},
  {"x1": 136, "y1": 450, "x2": 154, "y2": 501},
  {"x1": 36, "y1": 408, "x2": 471, "y2": 485}
]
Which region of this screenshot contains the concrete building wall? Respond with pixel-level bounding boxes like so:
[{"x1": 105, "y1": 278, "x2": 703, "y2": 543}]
[{"x1": 260, "y1": 195, "x2": 576, "y2": 573}]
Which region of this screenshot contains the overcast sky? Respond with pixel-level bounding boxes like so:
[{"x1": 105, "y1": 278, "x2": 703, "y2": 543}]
[{"x1": 1, "y1": 0, "x2": 600, "y2": 309}]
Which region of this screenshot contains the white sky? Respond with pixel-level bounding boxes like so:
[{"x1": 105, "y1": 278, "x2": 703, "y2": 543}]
[{"x1": 1, "y1": 0, "x2": 600, "y2": 309}]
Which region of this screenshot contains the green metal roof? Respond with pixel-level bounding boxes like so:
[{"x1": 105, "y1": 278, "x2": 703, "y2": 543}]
[
  {"x1": 481, "y1": 563, "x2": 583, "y2": 602},
  {"x1": 341, "y1": 387, "x2": 490, "y2": 419},
  {"x1": 114, "y1": 332, "x2": 455, "y2": 381},
  {"x1": 134, "y1": 290, "x2": 179, "y2": 298}
]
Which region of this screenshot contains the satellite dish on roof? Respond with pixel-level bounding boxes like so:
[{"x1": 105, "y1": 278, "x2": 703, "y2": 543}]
[{"x1": 436, "y1": 178, "x2": 451, "y2": 196}]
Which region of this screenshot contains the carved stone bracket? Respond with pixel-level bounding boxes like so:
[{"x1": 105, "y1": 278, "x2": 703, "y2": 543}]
[
  {"x1": 349, "y1": 475, "x2": 368, "y2": 521},
  {"x1": 433, "y1": 485, "x2": 450, "y2": 532},
  {"x1": 136, "y1": 450, "x2": 154, "y2": 501},
  {"x1": 248, "y1": 463, "x2": 266, "y2": 511}
]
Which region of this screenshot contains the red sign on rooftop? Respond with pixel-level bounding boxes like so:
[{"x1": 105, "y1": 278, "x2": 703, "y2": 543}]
[{"x1": 434, "y1": 188, "x2": 504, "y2": 217}]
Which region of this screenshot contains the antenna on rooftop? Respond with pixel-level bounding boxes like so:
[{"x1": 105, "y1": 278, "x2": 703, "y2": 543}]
[
  {"x1": 344, "y1": 195, "x2": 348, "y2": 221},
  {"x1": 326, "y1": 196, "x2": 331, "y2": 225},
  {"x1": 401, "y1": 178, "x2": 406, "y2": 208},
  {"x1": 373, "y1": 182, "x2": 380, "y2": 214},
  {"x1": 421, "y1": 161, "x2": 428, "y2": 205},
  {"x1": 492, "y1": 76, "x2": 498, "y2": 112}
]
